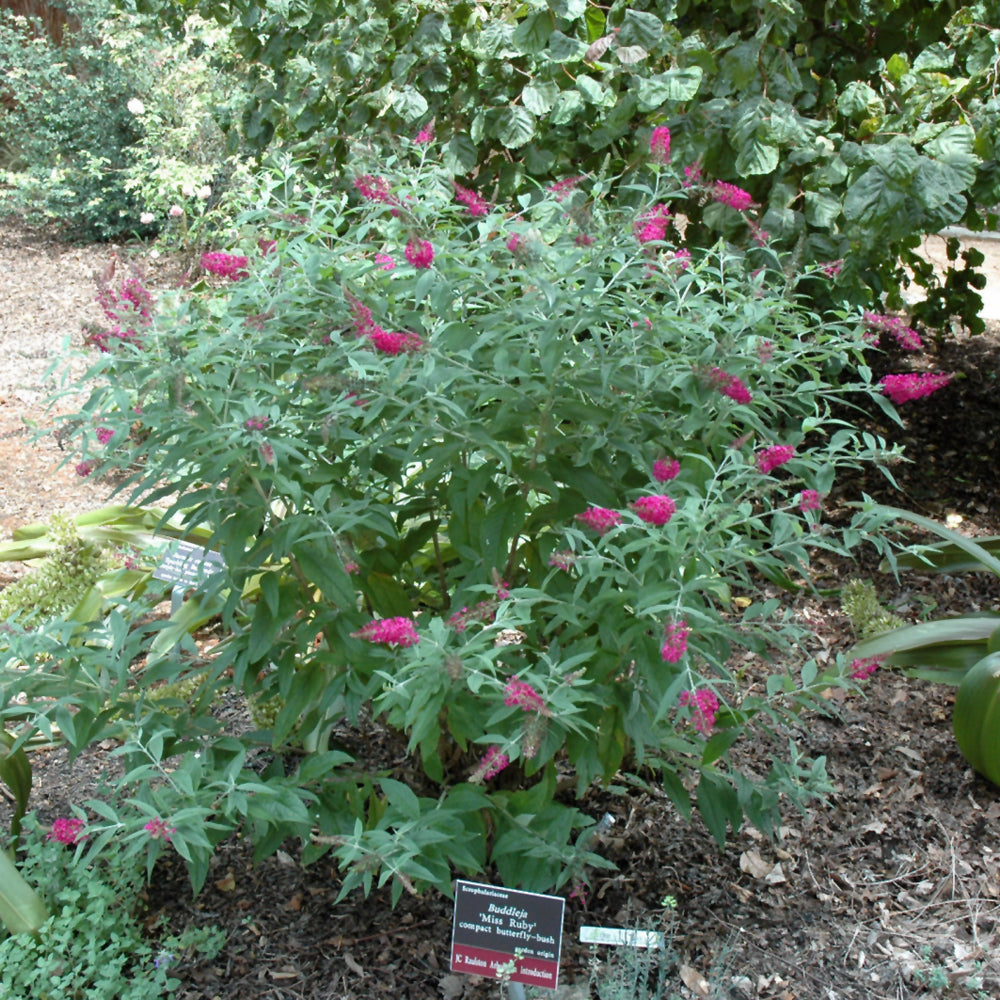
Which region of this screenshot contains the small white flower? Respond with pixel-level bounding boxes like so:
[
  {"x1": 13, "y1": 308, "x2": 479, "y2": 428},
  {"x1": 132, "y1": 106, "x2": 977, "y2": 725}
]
[
  {"x1": 197, "y1": 185, "x2": 212, "y2": 200},
  {"x1": 169, "y1": 204, "x2": 183, "y2": 218},
  {"x1": 181, "y1": 185, "x2": 196, "y2": 198},
  {"x1": 127, "y1": 98, "x2": 145, "y2": 115},
  {"x1": 140, "y1": 212, "x2": 155, "y2": 225}
]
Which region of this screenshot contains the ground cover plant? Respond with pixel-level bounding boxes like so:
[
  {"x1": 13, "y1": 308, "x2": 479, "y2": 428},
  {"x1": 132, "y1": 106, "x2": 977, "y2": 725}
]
[{"x1": 0, "y1": 131, "x2": 930, "y2": 913}]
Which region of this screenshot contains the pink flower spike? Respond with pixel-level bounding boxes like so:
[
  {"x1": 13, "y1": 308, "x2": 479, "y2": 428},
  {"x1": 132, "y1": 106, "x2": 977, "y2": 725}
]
[
  {"x1": 756, "y1": 444, "x2": 796, "y2": 474},
  {"x1": 144, "y1": 817, "x2": 176, "y2": 842},
  {"x1": 549, "y1": 176, "x2": 585, "y2": 202},
  {"x1": 352, "y1": 616, "x2": 420, "y2": 647},
  {"x1": 353, "y1": 174, "x2": 396, "y2": 205},
  {"x1": 367, "y1": 328, "x2": 424, "y2": 355},
  {"x1": 660, "y1": 620, "x2": 689, "y2": 663},
  {"x1": 453, "y1": 181, "x2": 490, "y2": 217},
  {"x1": 473, "y1": 745, "x2": 510, "y2": 782},
  {"x1": 652, "y1": 458, "x2": 680, "y2": 483},
  {"x1": 708, "y1": 367, "x2": 753, "y2": 405},
  {"x1": 798, "y1": 489, "x2": 824, "y2": 513},
  {"x1": 679, "y1": 688, "x2": 719, "y2": 736},
  {"x1": 414, "y1": 124, "x2": 435, "y2": 145},
  {"x1": 48, "y1": 817, "x2": 85, "y2": 845},
  {"x1": 374, "y1": 252, "x2": 395, "y2": 271},
  {"x1": 575, "y1": 506, "x2": 622, "y2": 535},
  {"x1": 504, "y1": 676, "x2": 548, "y2": 715},
  {"x1": 712, "y1": 181, "x2": 754, "y2": 212},
  {"x1": 634, "y1": 203, "x2": 671, "y2": 244},
  {"x1": 649, "y1": 126, "x2": 671, "y2": 164},
  {"x1": 879, "y1": 372, "x2": 952, "y2": 404},
  {"x1": 682, "y1": 164, "x2": 702, "y2": 188},
  {"x1": 849, "y1": 656, "x2": 883, "y2": 681},
  {"x1": 631, "y1": 494, "x2": 676, "y2": 526},
  {"x1": 96, "y1": 426, "x2": 114, "y2": 445},
  {"x1": 404, "y1": 238, "x2": 434, "y2": 269},
  {"x1": 201, "y1": 251, "x2": 249, "y2": 281}
]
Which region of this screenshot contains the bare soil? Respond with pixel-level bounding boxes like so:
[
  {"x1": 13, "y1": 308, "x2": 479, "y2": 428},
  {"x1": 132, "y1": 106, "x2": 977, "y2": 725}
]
[{"x1": 2, "y1": 216, "x2": 1000, "y2": 1000}]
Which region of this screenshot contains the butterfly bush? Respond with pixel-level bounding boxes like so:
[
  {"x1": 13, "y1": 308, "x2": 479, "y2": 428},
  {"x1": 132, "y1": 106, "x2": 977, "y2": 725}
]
[{"x1": 37, "y1": 137, "x2": 906, "y2": 901}]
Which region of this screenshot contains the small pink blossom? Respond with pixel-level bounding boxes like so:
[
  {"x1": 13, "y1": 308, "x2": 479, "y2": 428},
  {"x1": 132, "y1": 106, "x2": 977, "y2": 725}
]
[
  {"x1": 635, "y1": 203, "x2": 671, "y2": 244},
  {"x1": 631, "y1": 494, "x2": 676, "y2": 526},
  {"x1": 367, "y1": 328, "x2": 424, "y2": 355},
  {"x1": 879, "y1": 372, "x2": 952, "y2": 404},
  {"x1": 652, "y1": 458, "x2": 680, "y2": 483},
  {"x1": 506, "y1": 233, "x2": 524, "y2": 254},
  {"x1": 798, "y1": 489, "x2": 824, "y2": 513},
  {"x1": 548, "y1": 550, "x2": 576, "y2": 571},
  {"x1": 258, "y1": 238, "x2": 277, "y2": 256},
  {"x1": 343, "y1": 561, "x2": 360, "y2": 575},
  {"x1": 200, "y1": 252, "x2": 249, "y2": 280},
  {"x1": 756, "y1": 444, "x2": 796, "y2": 474},
  {"x1": 414, "y1": 124, "x2": 435, "y2": 145},
  {"x1": 712, "y1": 181, "x2": 754, "y2": 212},
  {"x1": 849, "y1": 656, "x2": 883, "y2": 681},
  {"x1": 821, "y1": 259, "x2": 843, "y2": 278},
  {"x1": 757, "y1": 339, "x2": 775, "y2": 363},
  {"x1": 75, "y1": 460, "x2": 95, "y2": 477},
  {"x1": 48, "y1": 817, "x2": 85, "y2": 845},
  {"x1": 144, "y1": 817, "x2": 175, "y2": 842},
  {"x1": 679, "y1": 688, "x2": 719, "y2": 735},
  {"x1": 453, "y1": 181, "x2": 490, "y2": 217},
  {"x1": 258, "y1": 442, "x2": 275, "y2": 465},
  {"x1": 404, "y1": 238, "x2": 434, "y2": 269},
  {"x1": 374, "y1": 252, "x2": 395, "y2": 271},
  {"x1": 472, "y1": 745, "x2": 510, "y2": 782},
  {"x1": 682, "y1": 164, "x2": 702, "y2": 188},
  {"x1": 353, "y1": 174, "x2": 396, "y2": 204},
  {"x1": 575, "y1": 506, "x2": 622, "y2": 535},
  {"x1": 649, "y1": 126, "x2": 671, "y2": 164},
  {"x1": 169, "y1": 204, "x2": 183, "y2": 218},
  {"x1": 660, "y1": 620, "x2": 689, "y2": 663},
  {"x1": 863, "y1": 312, "x2": 922, "y2": 351},
  {"x1": 549, "y1": 176, "x2": 585, "y2": 201},
  {"x1": 505, "y1": 677, "x2": 548, "y2": 714},
  {"x1": 245, "y1": 416, "x2": 269, "y2": 430},
  {"x1": 352, "y1": 616, "x2": 420, "y2": 647},
  {"x1": 709, "y1": 367, "x2": 753, "y2": 405},
  {"x1": 95, "y1": 426, "x2": 114, "y2": 445},
  {"x1": 575, "y1": 233, "x2": 594, "y2": 247},
  {"x1": 671, "y1": 247, "x2": 691, "y2": 270}
]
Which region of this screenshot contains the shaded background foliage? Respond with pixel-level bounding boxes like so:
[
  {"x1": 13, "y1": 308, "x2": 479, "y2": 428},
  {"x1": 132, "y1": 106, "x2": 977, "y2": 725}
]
[{"x1": 132, "y1": 0, "x2": 1000, "y2": 326}]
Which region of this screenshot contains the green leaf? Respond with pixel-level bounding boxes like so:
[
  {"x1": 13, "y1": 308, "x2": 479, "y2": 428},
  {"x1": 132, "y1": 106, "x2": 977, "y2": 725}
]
[
  {"x1": 735, "y1": 139, "x2": 779, "y2": 176},
  {"x1": 697, "y1": 771, "x2": 740, "y2": 846},
  {"x1": 633, "y1": 68, "x2": 703, "y2": 110},
  {"x1": 549, "y1": 29, "x2": 586, "y2": 62},
  {"x1": 0, "y1": 850, "x2": 48, "y2": 935},
  {"x1": 618, "y1": 9, "x2": 662, "y2": 50},
  {"x1": 853, "y1": 614, "x2": 1000, "y2": 663},
  {"x1": 495, "y1": 106, "x2": 536, "y2": 149},
  {"x1": 875, "y1": 505, "x2": 1000, "y2": 577},
  {"x1": 576, "y1": 74, "x2": 615, "y2": 107},
  {"x1": 953, "y1": 651, "x2": 1000, "y2": 785},
  {"x1": 0, "y1": 733, "x2": 31, "y2": 840},
  {"x1": 549, "y1": 88, "x2": 585, "y2": 124},
  {"x1": 893, "y1": 537, "x2": 1000, "y2": 574},
  {"x1": 804, "y1": 190, "x2": 842, "y2": 228},
  {"x1": 522, "y1": 80, "x2": 560, "y2": 115},
  {"x1": 547, "y1": 0, "x2": 586, "y2": 18},
  {"x1": 512, "y1": 12, "x2": 552, "y2": 55}
]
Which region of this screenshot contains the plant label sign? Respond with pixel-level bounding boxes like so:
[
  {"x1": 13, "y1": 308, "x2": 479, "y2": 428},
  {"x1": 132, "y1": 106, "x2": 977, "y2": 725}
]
[
  {"x1": 153, "y1": 540, "x2": 225, "y2": 589},
  {"x1": 450, "y1": 880, "x2": 564, "y2": 990}
]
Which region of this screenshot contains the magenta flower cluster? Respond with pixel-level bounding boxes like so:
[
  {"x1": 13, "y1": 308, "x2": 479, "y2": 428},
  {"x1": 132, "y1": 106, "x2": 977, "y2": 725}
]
[
  {"x1": 144, "y1": 817, "x2": 176, "y2": 842},
  {"x1": 756, "y1": 444, "x2": 796, "y2": 474},
  {"x1": 345, "y1": 291, "x2": 424, "y2": 355},
  {"x1": 635, "y1": 203, "x2": 671, "y2": 244},
  {"x1": 504, "y1": 677, "x2": 548, "y2": 714},
  {"x1": 47, "y1": 817, "x2": 85, "y2": 845},
  {"x1": 404, "y1": 238, "x2": 434, "y2": 269},
  {"x1": 863, "y1": 312, "x2": 922, "y2": 351},
  {"x1": 549, "y1": 176, "x2": 584, "y2": 202},
  {"x1": 652, "y1": 457, "x2": 680, "y2": 482},
  {"x1": 453, "y1": 181, "x2": 490, "y2": 217},
  {"x1": 798, "y1": 489, "x2": 824, "y2": 513},
  {"x1": 90, "y1": 277, "x2": 154, "y2": 352},
  {"x1": 660, "y1": 620, "x2": 690, "y2": 663},
  {"x1": 575, "y1": 506, "x2": 622, "y2": 535},
  {"x1": 353, "y1": 174, "x2": 396, "y2": 205},
  {"x1": 709, "y1": 367, "x2": 753, "y2": 404},
  {"x1": 245, "y1": 416, "x2": 269, "y2": 431},
  {"x1": 680, "y1": 688, "x2": 719, "y2": 735},
  {"x1": 352, "y1": 617, "x2": 420, "y2": 647},
  {"x1": 649, "y1": 126, "x2": 671, "y2": 164},
  {"x1": 879, "y1": 372, "x2": 952, "y2": 404},
  {"x1": 473, "y1": 745, "x2": 510, "y2": 782},
  {"x1": 849, "y1": 656, "x2": 883, "y2": 681},
  {"x1": 631, "y1": 494, "x2": 676, "y2": 526},
  {"x1": 201, "y1": 252, "x2": 249, "y2": 281},
  {"x1": 712, "y1": 181, "x2": 754, "y2": 212}
]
